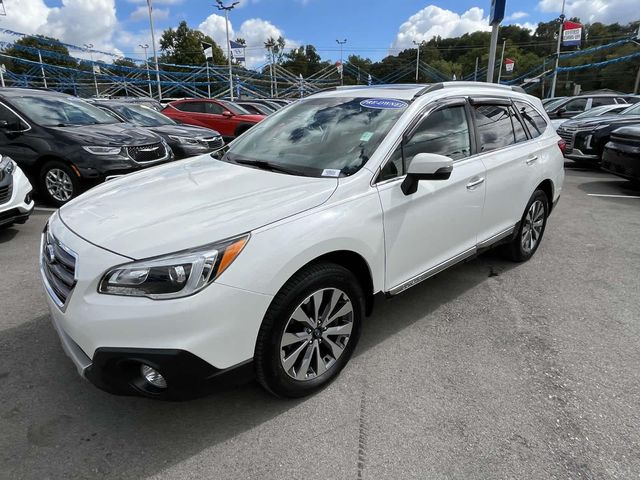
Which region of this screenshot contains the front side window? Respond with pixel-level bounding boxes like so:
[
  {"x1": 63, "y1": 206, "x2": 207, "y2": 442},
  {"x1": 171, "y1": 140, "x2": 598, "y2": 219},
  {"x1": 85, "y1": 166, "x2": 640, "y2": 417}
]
[
  {"x1": 225, "y1": 97, "x2": 406, "y2": 177},
  {"x1": 11, "y1": 95, "x2": 118, "y2": 127},
  {"x1": 473, "y1": 104, "x2": 526, "y2": 153},
  {"x1": 563, "y1": 98, "x2": 588, "y2": 113},
  {"x1": 0, "y1": 103, "x2": 23, "y2": 127},
  {"x1": 380, "y1": 105, "x2": 471, "y2": 181},
  {"x1": 514, "y1": 101, "x2": 548, "y2": 138},
  {"x1": 205, "y1": 102, "x2": 225, "y2": 115}
]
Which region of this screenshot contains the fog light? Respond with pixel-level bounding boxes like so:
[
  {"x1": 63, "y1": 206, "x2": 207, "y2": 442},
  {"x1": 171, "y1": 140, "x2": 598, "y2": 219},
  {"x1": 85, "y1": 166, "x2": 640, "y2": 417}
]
[
  {"x1": 25, "y1": 191, "x2": 32, "y2": 204},
  {"x1": 140, "y1": 364, "x2": 167, "y2": 389}
]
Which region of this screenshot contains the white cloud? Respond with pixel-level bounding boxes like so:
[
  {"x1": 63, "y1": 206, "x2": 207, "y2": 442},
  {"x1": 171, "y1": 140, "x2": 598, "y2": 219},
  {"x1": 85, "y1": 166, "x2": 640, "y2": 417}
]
[
  {"x1": 507, "y1": 11, "x2": 529, "y2": 20},
  {"x1": 129, "y1": 5, "x2": 169, "y2": 21},
  {"x1": 198, "y1": 15, "x2": 296, "y2": 68},
  {"x1": 538, "y1": 0, "x2": 637, "y2": 24},
  {"x1": 392, "y1": 6, "x2": 491, "y2": 50}
]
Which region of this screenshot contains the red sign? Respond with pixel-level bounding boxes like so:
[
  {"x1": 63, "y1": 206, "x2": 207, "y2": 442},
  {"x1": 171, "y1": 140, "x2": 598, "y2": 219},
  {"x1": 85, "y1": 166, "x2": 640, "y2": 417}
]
[{"x1": 505, "y1": 58, "x2": 515, "y2": 72}]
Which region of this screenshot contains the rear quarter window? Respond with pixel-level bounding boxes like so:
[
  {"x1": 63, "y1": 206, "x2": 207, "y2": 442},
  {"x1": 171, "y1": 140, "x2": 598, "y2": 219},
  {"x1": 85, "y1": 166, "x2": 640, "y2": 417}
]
[{"x1": 514, "y1": 101, "x2": 548, "y2": 139}]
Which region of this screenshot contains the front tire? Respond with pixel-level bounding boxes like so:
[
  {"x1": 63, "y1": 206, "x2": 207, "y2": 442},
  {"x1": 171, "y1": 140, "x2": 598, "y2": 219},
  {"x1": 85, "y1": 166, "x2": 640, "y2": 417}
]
[
  {"x1": 255, "y1": 263, "x2": 364, "y2": 398},
  {"x1": 40, "y1": 161, "x2": 80, "y2": 207},
  {"x1": 505, "y1": 190, "x2": 549, "y2": 262}
]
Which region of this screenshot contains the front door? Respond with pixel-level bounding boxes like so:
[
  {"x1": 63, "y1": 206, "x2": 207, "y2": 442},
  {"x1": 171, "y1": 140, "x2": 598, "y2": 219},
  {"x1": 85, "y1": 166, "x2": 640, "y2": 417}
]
[{"x1": 376, "y1": 102, "x2": 486, "y2": 292}]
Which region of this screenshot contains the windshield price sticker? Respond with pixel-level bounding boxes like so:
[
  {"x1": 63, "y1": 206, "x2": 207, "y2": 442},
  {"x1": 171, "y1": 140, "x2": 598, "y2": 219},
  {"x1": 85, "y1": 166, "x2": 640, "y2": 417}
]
[
  {"x1": 360, "y1": 98, "x2": 408, "y2": 110},
  {"x1": 322, "y1": 169, "x2": 342, "y2": 177}
]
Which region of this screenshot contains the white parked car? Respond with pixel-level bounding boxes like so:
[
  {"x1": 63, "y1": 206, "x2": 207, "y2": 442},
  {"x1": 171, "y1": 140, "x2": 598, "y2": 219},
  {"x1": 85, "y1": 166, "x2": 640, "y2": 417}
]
[
  {"x1": 41, "y1": 82, "x2": 564, "y2": 399},
  {"x1": 0, "y1": 155, "x2": 34, "y2": 229}
]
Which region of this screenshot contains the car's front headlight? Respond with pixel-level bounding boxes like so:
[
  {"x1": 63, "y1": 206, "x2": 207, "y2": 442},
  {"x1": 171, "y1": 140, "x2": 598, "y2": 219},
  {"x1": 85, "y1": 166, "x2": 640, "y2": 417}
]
[
  {"x1": 168, "y1": 135, "x2": 202, "y2": 146},
  {"x1": 98, "y1": 234, "x2": 249, "y2": 299},
  {"x1": 82, "y1": 146, "x2": 124, "y2": 156}
]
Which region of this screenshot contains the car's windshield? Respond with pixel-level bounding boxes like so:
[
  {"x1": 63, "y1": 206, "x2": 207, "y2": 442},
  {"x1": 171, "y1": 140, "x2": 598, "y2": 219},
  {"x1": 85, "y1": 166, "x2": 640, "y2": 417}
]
[
  {"x1": 110, "y1": 104, "x2": 176, "y2": 126},
  {"x1": 225, "y1": 96, "x2": 408, "y2": 177},
  {"x1": 219, "y1": 100, "x2": 250, "y2": 115},
  {"x1": 621, "y1": 102, "x2": 640, "y2": 116},
  {"x1": 544, "y1": 98, "x2": 566, "y2": 111},
  {"x1": 12, "y1": 95, "x2": 119, "y2": 126}
]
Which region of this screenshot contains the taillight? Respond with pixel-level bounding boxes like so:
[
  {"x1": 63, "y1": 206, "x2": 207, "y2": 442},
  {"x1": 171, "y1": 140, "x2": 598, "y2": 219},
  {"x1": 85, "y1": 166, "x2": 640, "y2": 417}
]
[{"x1": 558, "y1": 138, "x2": 567, "y2": 154}]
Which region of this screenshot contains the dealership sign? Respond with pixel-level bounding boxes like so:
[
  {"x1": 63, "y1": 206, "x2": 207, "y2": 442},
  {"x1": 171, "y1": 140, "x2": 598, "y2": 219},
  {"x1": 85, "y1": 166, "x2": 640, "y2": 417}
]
[
  {"x1": 562, "y1": 21, "x2": 582, "y2": 47},
  {"x1": 504, "y1": 58, "x2": 515, "y2": 73}
]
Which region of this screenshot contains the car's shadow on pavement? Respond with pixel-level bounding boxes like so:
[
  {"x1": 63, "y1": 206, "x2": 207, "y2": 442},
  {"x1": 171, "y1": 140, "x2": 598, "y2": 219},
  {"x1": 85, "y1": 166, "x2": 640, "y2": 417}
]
[
  {"x1": 0, "y1": 227, "x2": 19, "y2": 245},
  {"x1": 0, "y1": 249, "x2": 517, "y2": 478}
]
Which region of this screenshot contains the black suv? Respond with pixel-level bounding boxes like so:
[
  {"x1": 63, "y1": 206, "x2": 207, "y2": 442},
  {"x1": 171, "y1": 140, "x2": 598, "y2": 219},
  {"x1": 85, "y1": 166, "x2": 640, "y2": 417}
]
[
  {"x1": 88, "y1": 99, "x2": 224, "y2": 159},
  {"x1": 0, "y1": 88, "x2": 174, "y2": 206},
  {"x1": 556, "y1": 102, "x2": 640, "y2": 164}
]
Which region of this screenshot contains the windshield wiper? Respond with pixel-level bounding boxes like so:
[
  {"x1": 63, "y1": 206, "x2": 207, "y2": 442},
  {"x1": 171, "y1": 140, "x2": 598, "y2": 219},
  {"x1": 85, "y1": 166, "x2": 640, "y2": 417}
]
[{"x1": 233, "y1": 158, "x2": 306, "y2": 176}]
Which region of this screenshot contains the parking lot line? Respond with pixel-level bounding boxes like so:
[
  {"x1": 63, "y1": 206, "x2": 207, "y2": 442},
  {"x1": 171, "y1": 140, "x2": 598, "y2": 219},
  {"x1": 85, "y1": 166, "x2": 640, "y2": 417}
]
[
  {"x1": 587, "y1": 193, "x2": 640, "y2": 199},
  {"x1": 34, "y1": 207, "x2": 57, "y2": 212}
]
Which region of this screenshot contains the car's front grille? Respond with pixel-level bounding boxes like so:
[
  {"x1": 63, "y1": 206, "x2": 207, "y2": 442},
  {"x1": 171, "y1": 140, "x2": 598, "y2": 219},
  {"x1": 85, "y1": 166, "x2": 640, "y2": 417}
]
[
  {"x1": 202, "y1": 136, "x2": 224, "y2": 150},
  {"x1": 41, "y1": 227, "x2": 77, "y2": 309},
  {"x1": 126, "y1": 143, "x2": 167, "y2": 163},
  {"x1": 557, "y1": 127, "x2": 576, "y2": 153},
  {"x1": 0, "y1": 184, "x2": 12, "y2": 205}
]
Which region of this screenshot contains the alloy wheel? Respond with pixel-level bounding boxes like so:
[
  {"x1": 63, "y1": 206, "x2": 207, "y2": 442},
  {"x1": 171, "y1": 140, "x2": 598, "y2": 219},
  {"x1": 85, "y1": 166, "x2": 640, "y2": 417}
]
[
  {"x1": 45, "y1": 168, "x2": 74, "y2": 202},
  {"x1": 280, "y1": 288, "x2": 354, "y2": 381},
  {"x1": 521, "y1": 199, "x2": 545, "y2": 254}
]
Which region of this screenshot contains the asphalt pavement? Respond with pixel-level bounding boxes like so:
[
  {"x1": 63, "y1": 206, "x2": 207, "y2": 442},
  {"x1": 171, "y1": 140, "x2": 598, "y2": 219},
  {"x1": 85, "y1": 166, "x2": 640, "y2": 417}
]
[{"x1": 1, "y1": 164, "x2": 639, "y2": 479}]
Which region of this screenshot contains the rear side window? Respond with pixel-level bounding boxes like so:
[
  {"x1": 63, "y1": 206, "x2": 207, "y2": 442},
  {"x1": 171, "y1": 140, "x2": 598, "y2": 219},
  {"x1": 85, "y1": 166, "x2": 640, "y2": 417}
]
[
  {"x1": 591, "y1": 97, "x2": 615, "y2": 107},
  {"x1": 514, "y1": 101, "x2": 548, "y2": 139},
  {"x1": 472, "y1": 104, "x2": 527, "y2": 153},
  {"x1": 563, "y1": 98, "x2": 587, "y2": 113},
  {"x1": 175, "y1": 102, "x2": 205, "y2": 113}
]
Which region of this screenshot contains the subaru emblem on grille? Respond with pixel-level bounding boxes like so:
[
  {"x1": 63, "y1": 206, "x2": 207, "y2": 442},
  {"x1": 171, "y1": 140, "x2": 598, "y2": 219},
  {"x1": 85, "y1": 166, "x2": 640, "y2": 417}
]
[{"x1": 46, "y1": 244, "x2": 56, "y2": 264}]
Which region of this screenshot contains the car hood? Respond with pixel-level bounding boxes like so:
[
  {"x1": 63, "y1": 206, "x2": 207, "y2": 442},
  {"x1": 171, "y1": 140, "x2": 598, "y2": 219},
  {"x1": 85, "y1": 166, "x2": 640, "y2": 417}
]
[
  {"x1": 49, "y1": 123, "x2": 161, "y2": 146},
  {"x1": 147, "y1": 124, "x2": 221, "y2": 138},
  {"x1": 561, "y1": 114, "x2": 640, "y2": 130},
  {"x1": 59, "y1": 155, "x2": 338, "y2": 259}
]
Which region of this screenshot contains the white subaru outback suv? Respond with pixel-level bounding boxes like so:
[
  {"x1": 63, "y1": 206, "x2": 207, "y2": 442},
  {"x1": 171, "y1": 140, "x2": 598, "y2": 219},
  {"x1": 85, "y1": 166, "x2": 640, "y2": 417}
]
[{"x1": 41, "y1": 82, "x2": 564, "y2": 399}]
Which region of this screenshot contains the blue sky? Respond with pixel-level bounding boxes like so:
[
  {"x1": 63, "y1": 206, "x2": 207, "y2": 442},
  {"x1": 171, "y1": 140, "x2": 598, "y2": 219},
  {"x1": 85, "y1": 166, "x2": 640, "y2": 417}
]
[{"x1": 2, "y1": 0, "x2": 636, "y2": 67}]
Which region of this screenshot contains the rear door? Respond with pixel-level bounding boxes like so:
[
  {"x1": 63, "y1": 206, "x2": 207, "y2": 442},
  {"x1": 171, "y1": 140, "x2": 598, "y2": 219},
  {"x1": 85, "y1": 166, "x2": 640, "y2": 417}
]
[
  {"x1": 470, "y1": 98, "x2": 541, "y2": 244},
  {"x1": 167, "y1": 101, "x2": 210, "y2": 128}
]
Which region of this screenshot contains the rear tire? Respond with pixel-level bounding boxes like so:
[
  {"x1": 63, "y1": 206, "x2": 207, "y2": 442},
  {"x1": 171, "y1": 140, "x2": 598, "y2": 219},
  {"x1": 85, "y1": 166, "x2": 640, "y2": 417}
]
[
  {"x1": 255, "y1": 262, "x2": 364, "y2": 398},
  {"x1": 40, "y1": 161, "x2": 80, "y2": 207},
  {"x1": 505, "y1": 190, "x2": 549, "y2": 262}
]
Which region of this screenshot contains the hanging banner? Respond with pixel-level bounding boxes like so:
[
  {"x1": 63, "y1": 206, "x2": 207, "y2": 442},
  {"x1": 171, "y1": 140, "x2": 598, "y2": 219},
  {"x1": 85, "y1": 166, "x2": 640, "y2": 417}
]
[
  {"x1": 230, "y1": 41, "x2": 246, "y2": 63},
  {"x1": 504, "y1": 58, "x2": 515, "y2": 72},
  {"x1": 92, "y1": 64, "x2": 101, "y2": 74},
  {"x1": 202, "y1": 42, "x2": 213, "y2": 60},
  {"x1": 562, "y1": 20, "x2": 582, "y2": 47}
]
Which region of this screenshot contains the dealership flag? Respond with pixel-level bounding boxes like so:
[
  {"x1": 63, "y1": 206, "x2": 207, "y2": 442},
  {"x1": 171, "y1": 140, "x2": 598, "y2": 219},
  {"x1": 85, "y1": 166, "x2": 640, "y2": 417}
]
[
  {"x1": 202, "y1": 42, "x2": 213, "y2": 60},
  {"x1": 505, "y1": 58, "x2": 515, "y2": 73},
  {"x1": 562, "y1": 20, "x2": 582, "y2": 47},
  {"x1": 230, "y1": 41, "x2": 246, "y2": 63}
]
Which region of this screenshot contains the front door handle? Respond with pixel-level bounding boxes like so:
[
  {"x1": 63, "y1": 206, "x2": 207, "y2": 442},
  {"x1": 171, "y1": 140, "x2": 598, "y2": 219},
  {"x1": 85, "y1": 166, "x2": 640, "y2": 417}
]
[
  {"x1": 526, "y1": 155, "x2": 539, "y2": 165},
  {"x1": 466, "y1": 177, "x2": 485, "y2": 190}
]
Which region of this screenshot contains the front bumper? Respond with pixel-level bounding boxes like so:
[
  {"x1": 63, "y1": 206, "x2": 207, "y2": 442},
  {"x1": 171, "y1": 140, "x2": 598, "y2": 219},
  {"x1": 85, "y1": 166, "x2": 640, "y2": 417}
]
[
  {"x1": 0, "y1": 167, "x2": 34, "y2": 227},
  {"x1": 42, "y1": 213, "x2": 274, "y2": 399},
  {"x1": 602, "y1": 144, "x2": 640, "y2": 182}
]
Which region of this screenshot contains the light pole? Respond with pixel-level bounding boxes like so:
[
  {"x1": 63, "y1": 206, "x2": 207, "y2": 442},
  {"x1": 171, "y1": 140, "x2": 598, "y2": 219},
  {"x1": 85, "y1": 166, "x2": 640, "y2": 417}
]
[
  {"x1": 550, "y1": 0, "x2": 566, "y2": 98},
  {"x1": 139, "y1": 44, "x2": 152, "y2": 97},
  {"x1": 146, "y1": 0, "x2": 162, "y2": 100},
  {"x1": 336, "y1": 38, "x2": 347, "y2": 85},
  {"x1": 497, "y1": 39, "x2": 506, "y2": 84},
  {"x1": 84, "y1": 43, "x2": 99, "y2": 96},
  {"x1": 412, "y1": 40, "x2": 423, "y2": 83},
  {"x1": 216, "y1": 1, "x2": 239, "y2": 101}
]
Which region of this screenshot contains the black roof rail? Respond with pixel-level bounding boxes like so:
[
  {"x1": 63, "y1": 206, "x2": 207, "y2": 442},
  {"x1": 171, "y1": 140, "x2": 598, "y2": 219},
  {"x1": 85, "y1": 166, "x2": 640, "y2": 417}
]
[{"x1": 414, "y1": 83, "x2": 443, "y2": 98}]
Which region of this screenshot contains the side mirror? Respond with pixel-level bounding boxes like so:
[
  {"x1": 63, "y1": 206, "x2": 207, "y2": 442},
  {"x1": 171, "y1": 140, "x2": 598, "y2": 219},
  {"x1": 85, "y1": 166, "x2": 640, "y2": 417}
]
[
  {"x1": 0, "y1": 120, "x2": 8, "y2": 129},
  {"x1": 0, "y1": 119, "x2": 24, "y2": 131},
  {"x1": 556, "y1": 108, "x2": 566, "y2": 117},
  {"x1": 401, "y1": 153, "x2": 453, "y2": 195},
  {"x1": 222, "y1": 110, "x2": 234, "y2": 118}
]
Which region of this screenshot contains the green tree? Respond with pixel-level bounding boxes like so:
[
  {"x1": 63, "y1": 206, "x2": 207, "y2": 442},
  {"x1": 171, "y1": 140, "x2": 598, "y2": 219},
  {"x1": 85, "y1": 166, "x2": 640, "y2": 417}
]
[
  {"x1": 2, "y1": 35, "x2": 78, "y2": 75},
  {"x1": 159, "y1": 20, "x2": 225, "y2": 67}
]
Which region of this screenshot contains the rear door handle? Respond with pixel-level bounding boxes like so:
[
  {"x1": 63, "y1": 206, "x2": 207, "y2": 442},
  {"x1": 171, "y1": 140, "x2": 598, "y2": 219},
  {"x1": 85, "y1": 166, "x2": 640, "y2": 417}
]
[
  {"x1": 466, "y1": 177, "x2": 485, "y2": 190},
  {"x1": 526, "y1": 155, "x2": 539, "y2": 165}
]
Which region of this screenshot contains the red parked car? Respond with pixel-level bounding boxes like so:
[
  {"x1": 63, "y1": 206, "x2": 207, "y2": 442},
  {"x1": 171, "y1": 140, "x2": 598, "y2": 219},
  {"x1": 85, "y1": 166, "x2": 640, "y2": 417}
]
[{"x1": 162, "y1": 99, "x2": 265, "y2": 140}]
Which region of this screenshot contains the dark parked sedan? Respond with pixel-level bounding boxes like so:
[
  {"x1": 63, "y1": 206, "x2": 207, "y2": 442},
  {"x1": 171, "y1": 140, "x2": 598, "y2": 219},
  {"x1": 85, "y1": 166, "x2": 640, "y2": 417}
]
[
  {"x1": 90, "y1": 100, "x2": 224, "y2": 159},
  {"x1": 601, "y1": 126, "x2": 640, "y2": 184},
  {"x1": 0, "y1": 88, "x2": 174, "y2": 206}
]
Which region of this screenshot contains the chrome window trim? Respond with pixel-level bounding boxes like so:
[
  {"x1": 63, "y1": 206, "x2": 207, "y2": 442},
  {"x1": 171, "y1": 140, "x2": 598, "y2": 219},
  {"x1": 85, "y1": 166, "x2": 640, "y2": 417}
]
[{"x1": 0, "y1": 100, "x2": 32, "y2": 133}]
